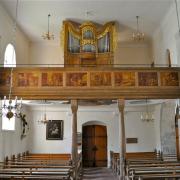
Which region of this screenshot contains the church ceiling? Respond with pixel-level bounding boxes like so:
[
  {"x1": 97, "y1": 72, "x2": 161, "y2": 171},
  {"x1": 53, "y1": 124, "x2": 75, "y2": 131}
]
[{"x1": 0, "y1": 0, "x2": 172, "y2": 43}]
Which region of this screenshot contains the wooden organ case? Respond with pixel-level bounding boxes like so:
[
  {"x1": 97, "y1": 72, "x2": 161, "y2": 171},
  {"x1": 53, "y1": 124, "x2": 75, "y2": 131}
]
[{"x1": 62, "y1": 21, "x2": 116, "y2": 66}]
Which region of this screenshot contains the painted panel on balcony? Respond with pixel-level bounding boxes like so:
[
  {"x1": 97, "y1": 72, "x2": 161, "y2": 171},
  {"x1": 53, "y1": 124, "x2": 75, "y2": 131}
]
[
  {"x1": 42, "y1": 72, "x2": 63, "y2": 87},
  {"x1": 17, "y1": 72, "x2": 39, "y2": 87},
  {"x1": 114, "y1": 72, "x2": 135, "y2": 86},
  {"x1": 0, "y1": 72, "x2": 10, "y2": 86},
  {"x1": 138, "y1": 72, "x2": 158, "y2": 86},
  {"x1": 90, "y1": 72, "x2": 111, "y2": 86},
  {"x1": 160, "y1": 72, "x2": 179, "y2": 86},
  {"x1": 66, "y1": 72, "x2": 87, "y2": 86}
]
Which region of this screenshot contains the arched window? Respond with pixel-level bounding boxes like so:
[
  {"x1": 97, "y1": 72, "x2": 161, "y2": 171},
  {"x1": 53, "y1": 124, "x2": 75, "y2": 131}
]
[
  {"x1": 2, "y1": 44, "x2": 16, "y2": 130},
  {"x1": 4, "y1": 43, "x2": 16, "y2": 67}
]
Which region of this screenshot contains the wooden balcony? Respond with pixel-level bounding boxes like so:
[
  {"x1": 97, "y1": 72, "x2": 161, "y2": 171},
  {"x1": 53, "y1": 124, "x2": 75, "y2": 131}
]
[{"x1": 0, "y1": 66, "x2": 180, "y2": 100}]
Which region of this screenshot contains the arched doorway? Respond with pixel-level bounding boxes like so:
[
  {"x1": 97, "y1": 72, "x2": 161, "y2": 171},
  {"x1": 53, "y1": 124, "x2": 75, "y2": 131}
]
[{"x1": 82, "y1": 124, "x2": 107, "y2": 167}]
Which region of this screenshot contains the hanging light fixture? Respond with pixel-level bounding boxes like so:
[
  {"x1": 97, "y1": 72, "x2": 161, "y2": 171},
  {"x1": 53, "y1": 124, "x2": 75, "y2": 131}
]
[
  {"x1": 132, "y1": 16, "x2": 145, "y2": 41},
  {"x1": 141, "y1": 99, "x2": 154, "y2": 122},
  {"x1": 42, "y1": 14, "x2": 54, "y2": 40},
  {"x1": 38, "y1": 100, "x2": 49, "y2": 124},
  {"x1": 0, "y1": 0, "x2": 23, "y2": 120}
]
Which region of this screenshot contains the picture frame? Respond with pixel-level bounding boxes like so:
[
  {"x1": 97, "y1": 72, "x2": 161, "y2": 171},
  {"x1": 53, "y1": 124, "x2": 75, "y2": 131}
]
[
  {"x1": 46, "y1": 120, "x2": 63, "y2": 140},
  {"x1": 126, "y1": 138, "x2": 138, "y2": 144}
]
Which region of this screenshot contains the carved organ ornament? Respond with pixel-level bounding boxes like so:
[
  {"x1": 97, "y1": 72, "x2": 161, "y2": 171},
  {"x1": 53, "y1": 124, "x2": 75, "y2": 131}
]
[{"x1": 62, "y1": 21, "x2": 116, "y2": 66}]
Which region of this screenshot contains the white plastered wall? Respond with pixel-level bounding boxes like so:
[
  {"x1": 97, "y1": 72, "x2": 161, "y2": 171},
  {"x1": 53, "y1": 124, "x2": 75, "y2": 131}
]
[
  {"x1": 114, "y1": 42, "x2": 152, "y2": 65},
  {"x1": 29, "y1": 42, "x2": 64, "y2": 66},
  {"x1": 0, "y1": 3, "x2": 30, "y2": 65},
  {"x1": 26, "y1": 104, "x2": 161, "y2": 166},
  {"x1": 0, "y1": 105, "x2": 29, "y2": 162},
  {"x1": 152, "y1": 2, "x2": 180, "y2": 66}
]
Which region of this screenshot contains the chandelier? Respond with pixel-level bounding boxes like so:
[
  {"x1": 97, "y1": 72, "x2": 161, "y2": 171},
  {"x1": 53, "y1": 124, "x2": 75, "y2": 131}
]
[
  {"x1": 141, "y1": 99, "x2": 154, "y2": 122},
  {"x1": 42, "y1": 14, "x2": 54, "y2": 40},
  {"x1": 38, "y1": 100, "x2": 49, "y2": 124},
  {"x1": 1, "y1": 88, "x2": 22, "y2": 120},
  {"x1": 132, "y1": 16, "x2": 145, "y2": 41},
  {"x1": 1, "y1": 0, "x2": 23, "y2": 120}
]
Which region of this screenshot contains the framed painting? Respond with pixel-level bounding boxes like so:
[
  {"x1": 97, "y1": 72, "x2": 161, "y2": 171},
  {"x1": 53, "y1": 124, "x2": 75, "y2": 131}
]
[
  {"x1": 0, "y1": 72, "x2": 10, "y2": 86},
  {"x1": 160, "y1": 72, "x2": 179, "y2": 86},
  {"x1": 46, "y1": 120, "x2": 63, "y2": 140},
  {"x1": 66, "y1": 72, "x2": 87, "y2": 86},
  {"x1": 114, "y1": 72, "x2": 135, "y2": 86},
  {"x1": 17, "y1": 72, "x2": 39, "y2": 87},
  {"x1": 41, "y1": 72, "x2": 63, "y2": 86},
  {"x1": 90, "y1": 72, "x2": 111, "y2": 86},
  {"x1": 138, "y1": 72, "x2": 158, "y2": 86}
]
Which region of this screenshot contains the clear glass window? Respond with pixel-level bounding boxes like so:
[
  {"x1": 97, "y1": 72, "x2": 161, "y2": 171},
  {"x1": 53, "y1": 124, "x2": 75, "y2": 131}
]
[{"x1": 4, "y1": 44, "x2": 16, "y2": 67}]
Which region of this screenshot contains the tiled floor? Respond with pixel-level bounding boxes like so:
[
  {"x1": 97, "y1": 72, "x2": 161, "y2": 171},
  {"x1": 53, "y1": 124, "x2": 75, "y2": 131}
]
[{"x1": 82, "y1": 167, "x2": 119, "y2": 180}]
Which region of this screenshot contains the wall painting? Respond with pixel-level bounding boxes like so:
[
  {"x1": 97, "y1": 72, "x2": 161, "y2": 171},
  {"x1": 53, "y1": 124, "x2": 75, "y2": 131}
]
[
  {"x1": 0, "y1": 72, "x2": 10, "y2": 86},
  {"x1": 17, "y1": 72, "x2": 39, "y2": 87},
  {"x1": 42, "y1": 72, "x2": 63, "y2": 86},
  {"x1": 90, "y1": 72, "x2": 111, "y2": 86},
  {"x1": 66, "y1": 72, "x2": 87, "y2": 86},
  {"x1": 138, "y1": 72, "x2": 158, "y2": 86},
  {"x1": 114, "y1": 72, "x2": 135, "y2": 86},
  {"x1": 160, "y1": 72, "x2": 179, "y2": 86}
]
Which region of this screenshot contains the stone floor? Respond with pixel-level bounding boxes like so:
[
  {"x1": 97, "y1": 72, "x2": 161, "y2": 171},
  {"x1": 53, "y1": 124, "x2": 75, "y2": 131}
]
[{"x1": 82, "y1": 167, "x2": 119, "y2": 180}]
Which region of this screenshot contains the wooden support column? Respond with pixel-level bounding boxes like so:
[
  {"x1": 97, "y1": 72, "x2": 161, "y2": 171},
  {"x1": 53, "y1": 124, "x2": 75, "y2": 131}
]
[
  {"x1": 118, "y1": 99, "x2": 126, "y2": 180},
  {"x1": 71, "y1": 99, "x2": 78, "y2": 180}
]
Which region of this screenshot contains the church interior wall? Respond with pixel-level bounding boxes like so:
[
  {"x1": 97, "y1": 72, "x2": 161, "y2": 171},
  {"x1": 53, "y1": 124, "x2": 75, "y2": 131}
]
[
  {"x1": 114, "y1": 42, "x2": 152, "y2": 65},
  {"x1": 25, "y1": 103, "x2": 163, "y2": 165},
  {"x1": 0, "y1": 3, "x2": 30, "y2": 65},
  {"x1": 0, "y1": 99, "x2": 177, "y2": 164},
  {"x1": 29, "y1": 42, "x2": 64, "y2": 66},
  {"x1": 28, "y1": 107, "x2": 72, "y2": 154},
  {"x1": 160, "y1": 100, "x2": 177, "y2": 155},
  {"x1": 125, "y1": 111, "x2": 156, "y2": 152},
  {"x1": 0, "y1": 106, "x2": 29, "y2": 161},
  {"x1": 153, "y1": 104, "x2": 161, "y2": 151},
  {"x1": 152, "y1": 2, "x2": 180, "y2": 66},
  {"x1": 29, "y1": 40, "x2": 152, "y2": 66},
  {"x1": 0, "y1": 0, "x2": 179, "y2": 169}
]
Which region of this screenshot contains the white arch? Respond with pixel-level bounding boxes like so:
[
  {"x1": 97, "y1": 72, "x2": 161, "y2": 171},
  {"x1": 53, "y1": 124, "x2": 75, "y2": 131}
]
[
  {"x1": 82, "y1": 120, "x2": 106, "y2": 127},
  {"x1": 4, "y1": 43, "x2": 16, "y2": 67}
]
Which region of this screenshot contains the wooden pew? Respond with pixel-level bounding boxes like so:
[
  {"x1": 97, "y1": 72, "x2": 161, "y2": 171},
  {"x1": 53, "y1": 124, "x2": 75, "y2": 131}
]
[
  {"x1": 0, "y1": 174, "x2": 71, "y2": 179},
  {"x1": 0, "y1": 153, "x2": 74, "y2": 180},
  {"x1": 0, "y1": 169, "x2": 72, "y2": 179},
  {"x1": 137, "y1": 173, "x2": 180, "y2": 179},
  {"x1": 126, "y1": 152, "x2": 158, "y2": 160},
  {"x1": 110, "y1": 151, "x2": 159, "y2": 175},
  {"x1": 110, "y1": 150, "x2": 180, "y2": 179},
  {"x1": 129, "y1": 166, "x2": 180, "y2": 180},
  {"x1": 0, "y1": 152, "x2": 83, "y2": 180},
  {"x1": 126, "y1": 158, "x2": 180, "y2": 179}
]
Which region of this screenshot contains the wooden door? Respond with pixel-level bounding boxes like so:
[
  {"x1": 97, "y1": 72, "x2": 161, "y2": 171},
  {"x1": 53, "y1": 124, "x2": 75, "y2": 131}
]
[{"x1": 82, "y1": 125, "x2": 107, "y2": 167}]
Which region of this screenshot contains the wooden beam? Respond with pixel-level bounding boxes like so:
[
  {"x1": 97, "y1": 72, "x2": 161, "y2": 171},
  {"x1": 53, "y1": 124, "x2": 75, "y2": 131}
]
[{"x1": 71, "y1": 100, "x2": 78, "y2": 180}]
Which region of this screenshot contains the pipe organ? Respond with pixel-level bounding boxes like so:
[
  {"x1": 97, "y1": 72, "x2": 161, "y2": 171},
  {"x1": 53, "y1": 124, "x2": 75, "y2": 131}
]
[{"x1": 62, "y1": 21, "x2": 116, "y2": 66}]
